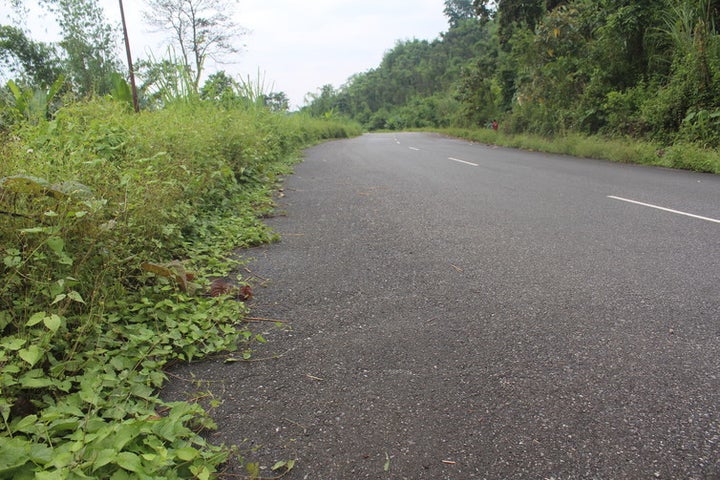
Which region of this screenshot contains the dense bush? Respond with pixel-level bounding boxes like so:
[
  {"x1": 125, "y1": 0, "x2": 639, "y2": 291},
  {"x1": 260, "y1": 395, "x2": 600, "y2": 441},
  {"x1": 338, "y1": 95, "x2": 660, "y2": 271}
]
[{"x1": 0, "y1": 98, "x2": 361, "y2": 478}]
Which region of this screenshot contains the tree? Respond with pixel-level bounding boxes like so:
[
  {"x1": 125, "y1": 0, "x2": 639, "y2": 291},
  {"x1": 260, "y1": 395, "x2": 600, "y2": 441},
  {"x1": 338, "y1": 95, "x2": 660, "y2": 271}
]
[
  {"x1": 2, "y1": 0, "x2": 120, "y2": 95},
  {"x1": 200, "y1": 69, "x2": 236, "y2": 101},
  {"x1": 263, "y1": 91, "x2": 289, "y2": 112},
  {"x1": 39, "y1": 0, "x2": 121, "y2": 95},
  {"x1": 473, "y1": 0, "x2": 570, "y2": 41},
  {"x1": 444, "y1": 0, "x2": 477, "y2": 27},
  {"x1": 143, "y1": 0, "x2": 246, "y2": 92},
  {"x1": 0, "y1": 25, "x2": 62, "y2": 88},
  {"x1": 303, "y1": 84, "x2": 337, "y2": 117}
]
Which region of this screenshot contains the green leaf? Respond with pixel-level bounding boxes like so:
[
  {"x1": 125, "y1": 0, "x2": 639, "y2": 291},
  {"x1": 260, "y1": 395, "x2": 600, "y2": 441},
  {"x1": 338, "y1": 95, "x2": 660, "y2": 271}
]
[
  {"x1": 12, "y1": 414, "x2": 38, "y2": 434},
  {"x1": 19, "y1": 345, "x2": 44, "y2": 366},
  {"x1": 1, "y1": 337, "x2": 27, "y2": 351},
  {"x1": 51, "y1": 294, "x2": 67, "y2": 305},
  {"x1": 67, "y1": 291, "x2": 85, "y2": 304},
  {"x1": 92, "y1": 449, "x2": 118, "y2": 471},
  {"x1": 26, "y1": 311, "x2": 46, "y2": 327},
  {"x1": 0, "y1": 437, "x2": 30, "y2": 471},
  {"x1": 115, "y1": 452, "x2": 142, "y2": 472},
  {"x1": 20, "y1": 226, "x2": 60, "y2": 235},
  {"x1": 109, "y1": 469, "x2": 131, "y2": 480},
  {"x1": 3, "y1": 250, "x2": 21, "y2": 268},
  {"x1": 114, "y1": 424, "x2": 142, "y2": 451},
  {"x1": 190, "y1": 465, "x2": 211, "y2": 480},
  {"x1": 175, "y1": 447, "x2": 199, "y2": 461},
  {"x1": 19, "y1": 374, "x2": 55, "y2": 389},
  {"x1": 46, "y1": 237, "x2": 65, "y2": 255},
  {"x1": 35, "y1": 470, "x2": 67, "y2": 480},
  {"x1": 272, "y1": 459, "x2": 295, "y2": 472},
  {"x1": 28, "y1": 443, "x2": 53, "y2": 464},
  {"x1": 245, "y1": 462, "x2": 260, "y2": 479},
  {"x1": 44, "y1": 314, "x2": 62, "y2": 332},
  {"x1": 0, "y1": 400, "x2": 10, "y2": 423}
]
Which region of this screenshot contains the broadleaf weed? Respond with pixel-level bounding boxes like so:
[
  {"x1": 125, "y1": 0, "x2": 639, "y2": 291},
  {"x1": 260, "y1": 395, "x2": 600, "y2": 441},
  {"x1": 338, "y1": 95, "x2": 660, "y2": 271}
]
[{"x1": 0, "y1": 97, "x2": 360, "y2": 477}]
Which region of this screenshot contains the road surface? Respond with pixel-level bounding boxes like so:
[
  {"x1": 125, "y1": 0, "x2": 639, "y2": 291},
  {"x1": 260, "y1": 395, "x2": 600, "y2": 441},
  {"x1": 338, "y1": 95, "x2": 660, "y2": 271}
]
[{"x1": 164, "y1": 132, "x2": 720, "y2": 479}]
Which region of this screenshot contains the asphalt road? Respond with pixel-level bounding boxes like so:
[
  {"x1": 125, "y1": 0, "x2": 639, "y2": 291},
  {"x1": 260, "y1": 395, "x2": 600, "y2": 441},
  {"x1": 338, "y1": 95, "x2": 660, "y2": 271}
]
[{"x1": 164, "y1": 132, "x2": 720, "y2": 479}]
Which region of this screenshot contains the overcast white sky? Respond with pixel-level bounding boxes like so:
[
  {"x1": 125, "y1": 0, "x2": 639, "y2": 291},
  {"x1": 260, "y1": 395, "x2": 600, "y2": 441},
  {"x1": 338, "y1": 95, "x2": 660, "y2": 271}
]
[{"x1": 1, "y1": 1, "x2": 451, "y2": 109}]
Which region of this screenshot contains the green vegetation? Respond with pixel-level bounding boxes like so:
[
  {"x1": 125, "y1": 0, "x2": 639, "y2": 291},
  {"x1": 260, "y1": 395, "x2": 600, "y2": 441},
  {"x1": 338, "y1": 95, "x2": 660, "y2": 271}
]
[
  {"x1": 438, "y1": 127, "x2": 720, "y2": 173},
  {"x1": 304, "y1": 0, "x2": 720, "y2": 173},
  {"x1": 4, "y1": 0, "x2": 719, "y2": 476},
  {"x1": 0, "y1": 2, "x2": 362, "y2": 477},
  {"x1": 0, "y1": 98, "x2": 360, "y2": 478}
]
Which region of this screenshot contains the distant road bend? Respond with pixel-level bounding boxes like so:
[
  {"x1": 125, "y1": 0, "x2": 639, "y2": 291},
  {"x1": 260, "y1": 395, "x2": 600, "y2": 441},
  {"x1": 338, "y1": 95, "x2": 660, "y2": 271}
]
[{"x1": 165, "y1": 132, "x2": 720, "y2": 479}]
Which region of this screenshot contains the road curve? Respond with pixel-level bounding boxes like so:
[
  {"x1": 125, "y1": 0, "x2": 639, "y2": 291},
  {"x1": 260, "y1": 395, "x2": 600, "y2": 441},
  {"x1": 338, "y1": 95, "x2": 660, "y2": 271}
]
[{"x1": 164, "y1": 132, "x2": 720, "y2": 479}]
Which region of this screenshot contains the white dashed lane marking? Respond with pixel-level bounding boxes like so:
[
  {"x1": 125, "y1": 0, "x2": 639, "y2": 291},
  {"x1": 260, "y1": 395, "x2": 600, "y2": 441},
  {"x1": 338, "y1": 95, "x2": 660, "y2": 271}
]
[
  {"x1": 448, "y1": 157, "x2": 479, "y2": 167},
  {"x1": 608, "y1": 196, "x2": 720, "y2": 224}
]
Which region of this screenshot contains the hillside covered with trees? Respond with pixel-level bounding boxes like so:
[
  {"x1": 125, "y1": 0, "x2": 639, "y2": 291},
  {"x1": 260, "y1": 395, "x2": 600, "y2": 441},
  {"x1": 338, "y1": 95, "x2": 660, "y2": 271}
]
[{"x1": 305, "y1": 0, "x2": 720, "y2": 149}]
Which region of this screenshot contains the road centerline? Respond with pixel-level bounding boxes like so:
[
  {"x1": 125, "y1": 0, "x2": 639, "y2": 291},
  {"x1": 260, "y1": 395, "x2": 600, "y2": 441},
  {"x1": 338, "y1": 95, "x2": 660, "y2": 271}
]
[
  {"x1": 608, "y1": 195, "x2": 720, "y2": 224},
  {"x1": 448, "y1": 157, "x2": 479, "y2": 167},
  {"x1": 409, "y1": 147, "x2": 420, "y2": 151}
]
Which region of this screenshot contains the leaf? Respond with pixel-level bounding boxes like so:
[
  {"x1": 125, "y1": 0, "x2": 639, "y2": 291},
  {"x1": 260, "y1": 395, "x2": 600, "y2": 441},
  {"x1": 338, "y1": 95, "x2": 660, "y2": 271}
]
[
  {"x1": 0, "y1": 175, "x2": 50, "y2": 195},
  {"x1": 43, "y1": 314, "x2": 62, "y2": 333},
  {"x1": 12, "y1": 414, "x2": 38, "y2": 434},
  {"x1": 46, "y1": 237, "x2": 65, "y2": 255},
  {"x1": 116, "y1": 452, "x2": 143, "y2": 472},
  {"x1": 35, "y1": 469, "x2": 67, "y2": 480},
  {"x1": 271, "y1": 459, "x2": 295, "y2": 472},
  {"x1": 26, "y1": 311, "x2": 46, "y2": 327},
  {"x1": 19, "y1": 226, "x2": 60, "y2": 235},
  {"x1": 51, "y1": 294, "x2": 67, "y2": 305},
  {"x1": 0, "y1": 399, "x2": 10, "y2": 423},
  {"x1": 141, "y1": 261, "x2": 190, "y2": 292},
  {"x1": 92, "y1": 449, "x2": 118, "y2": 471},
  {"x1": 19, "y1": 345, "x2": 44, "y2": 367},
  {"x1": 191, "y1": 465, "x2": 211, "y2": 480},
  {"x1": 28, "y1": 443, "x2": 53, "y2": 464},
  {"x1": 48, "y1": 180, "x2": 93, "y2": 200},
  {"x1": 175, "y1": 446, "x2": 199, "y2": 461},
  {"x1": 19, "y1": 374, "x2": 55, "y2": 389},
  {"x1": 67, "y1": 291, "x2": 85, "y2": 304},
  {"x1": 245, "y1": 463, "x2": 260, "y2": 479},
  {"x1": 384, "y1": 452, "x2": 390, "y2": 472},
  {"x1": 1, "y1": 336, "x2": 26, "y2": 351},
  {"x1": 0, "y1": 435, "x2": 31, "y2": 471},
  {"x1": 3, "y1": 250, "x2": 21, "y2": 268}
]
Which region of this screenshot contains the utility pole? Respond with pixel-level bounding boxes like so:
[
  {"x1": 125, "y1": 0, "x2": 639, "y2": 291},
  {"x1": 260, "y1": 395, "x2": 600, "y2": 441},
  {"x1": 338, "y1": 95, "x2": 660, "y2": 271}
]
[{"x1": 118, "y1": 0, "x2": 140, "y2": 112}]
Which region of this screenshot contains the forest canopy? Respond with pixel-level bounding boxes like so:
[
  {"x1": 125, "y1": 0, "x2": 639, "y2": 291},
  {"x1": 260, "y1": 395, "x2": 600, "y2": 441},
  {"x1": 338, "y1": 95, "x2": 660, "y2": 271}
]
[{"x1": 304, "y1": 0, "x2": 720, "y2": 148}]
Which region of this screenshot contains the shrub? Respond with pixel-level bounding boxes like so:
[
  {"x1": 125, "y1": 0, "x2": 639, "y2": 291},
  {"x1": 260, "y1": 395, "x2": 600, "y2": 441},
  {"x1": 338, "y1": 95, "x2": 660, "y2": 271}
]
[{"x1": 0, "y1": 98, "x2": 360, "y2": 478}]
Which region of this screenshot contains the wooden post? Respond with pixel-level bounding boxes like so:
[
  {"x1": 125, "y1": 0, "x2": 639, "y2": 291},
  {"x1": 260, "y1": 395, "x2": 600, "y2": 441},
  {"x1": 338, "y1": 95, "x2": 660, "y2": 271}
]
[{"x1": 118, "y1": 0, "x2": 140, "y2": 112}]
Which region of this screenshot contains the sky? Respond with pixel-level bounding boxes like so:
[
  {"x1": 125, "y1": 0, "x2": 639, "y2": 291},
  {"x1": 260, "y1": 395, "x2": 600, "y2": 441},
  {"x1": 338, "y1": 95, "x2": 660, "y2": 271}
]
[{"x1": 2, "y1": 1, "x2": 452, "y2": 109}]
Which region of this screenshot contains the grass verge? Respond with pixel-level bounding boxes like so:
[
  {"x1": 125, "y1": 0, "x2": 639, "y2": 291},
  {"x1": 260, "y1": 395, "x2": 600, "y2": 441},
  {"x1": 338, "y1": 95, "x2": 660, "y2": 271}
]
[
  {"x1": 0, "y1": 99, "x2": 361, "y2": 479},
  {"x1": 436, "y1": 127, "x2": 720, "y2": 174}
]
